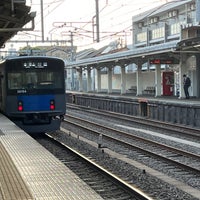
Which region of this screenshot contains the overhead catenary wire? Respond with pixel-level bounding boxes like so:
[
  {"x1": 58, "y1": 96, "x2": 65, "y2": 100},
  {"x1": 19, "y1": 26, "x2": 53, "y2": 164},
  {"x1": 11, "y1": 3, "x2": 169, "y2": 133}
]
[{"x1": 11, "y1": 0, "x2": 181, "y2": 49}]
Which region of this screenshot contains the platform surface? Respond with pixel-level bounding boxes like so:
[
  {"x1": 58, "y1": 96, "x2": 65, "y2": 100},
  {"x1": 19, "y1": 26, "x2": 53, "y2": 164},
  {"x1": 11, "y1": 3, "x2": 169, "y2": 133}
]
[{"x1": 0, "y1": 114, "x2": 103, "y2": 200}]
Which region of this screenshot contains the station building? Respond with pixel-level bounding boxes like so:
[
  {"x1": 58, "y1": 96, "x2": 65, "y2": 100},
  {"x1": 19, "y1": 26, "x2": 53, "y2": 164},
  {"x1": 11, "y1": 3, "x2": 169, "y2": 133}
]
[{"x1": 66, "y1": 0, "x2": 200, "y2": 99}]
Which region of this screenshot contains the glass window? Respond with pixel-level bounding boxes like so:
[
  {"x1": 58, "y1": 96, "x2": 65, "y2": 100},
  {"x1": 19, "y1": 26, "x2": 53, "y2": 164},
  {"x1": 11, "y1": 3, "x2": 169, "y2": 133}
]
[
  {"x1": 170, "y1": 23, "x2": 180, "y2": 35},
  {"x1": 5, "y1": 58, "x2": 65, "y2": 95},
  {"x1": 151, "y1": 27, "x2": 164, "y2": 39},
  {"x1": 7, "y1": 70, "x2": 63, "y2": 90},
  {"x1": 136, "y1": 32, "x2": 147, "y2": 43}
]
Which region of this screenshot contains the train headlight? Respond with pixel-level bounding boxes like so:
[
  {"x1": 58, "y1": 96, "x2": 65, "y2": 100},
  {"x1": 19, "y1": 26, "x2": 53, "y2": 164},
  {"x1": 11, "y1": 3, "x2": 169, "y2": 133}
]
[
  {"x1": 18, "y1": 101, "x2": 23, "y2": 111},
  {"x1": 50, "y1": 100, "x2": 55, "y2": 110}
]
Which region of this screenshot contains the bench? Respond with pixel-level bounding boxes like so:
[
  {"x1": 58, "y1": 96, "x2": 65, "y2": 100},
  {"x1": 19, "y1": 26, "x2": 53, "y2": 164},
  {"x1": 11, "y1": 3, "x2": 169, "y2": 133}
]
[
  {"x1": 128, "y1": 86, "x2": 137, "y2": 93},
  {"x1": 143, "y1": 86, "x2": 155, "y2": 95}
]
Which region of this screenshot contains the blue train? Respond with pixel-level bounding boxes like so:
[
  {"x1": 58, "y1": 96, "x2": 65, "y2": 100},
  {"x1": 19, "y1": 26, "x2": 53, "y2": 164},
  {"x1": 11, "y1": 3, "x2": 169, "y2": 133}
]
[{"x1": 0, "y1": 56, "x2": 66, "y2": 133}]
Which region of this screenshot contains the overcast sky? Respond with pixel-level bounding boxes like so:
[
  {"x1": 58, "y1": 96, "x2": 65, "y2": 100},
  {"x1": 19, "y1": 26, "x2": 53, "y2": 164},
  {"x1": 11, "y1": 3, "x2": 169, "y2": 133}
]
[{"x1": 10, "y1": 0, "x2": 172, "y2": 50}]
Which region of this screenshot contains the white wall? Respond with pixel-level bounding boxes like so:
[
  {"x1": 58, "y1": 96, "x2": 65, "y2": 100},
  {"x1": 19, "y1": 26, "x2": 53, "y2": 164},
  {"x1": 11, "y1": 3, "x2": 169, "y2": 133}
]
[{"x1": 100, "y1": 71, "x2": 155, "y2": 91}]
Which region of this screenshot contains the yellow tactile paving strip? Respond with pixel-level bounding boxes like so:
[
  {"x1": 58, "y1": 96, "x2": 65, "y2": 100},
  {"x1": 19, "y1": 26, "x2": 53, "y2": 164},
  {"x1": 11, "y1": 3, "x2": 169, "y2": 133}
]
[{"x1": 0, "y1": 142, "x2": 34, "y2": 200}]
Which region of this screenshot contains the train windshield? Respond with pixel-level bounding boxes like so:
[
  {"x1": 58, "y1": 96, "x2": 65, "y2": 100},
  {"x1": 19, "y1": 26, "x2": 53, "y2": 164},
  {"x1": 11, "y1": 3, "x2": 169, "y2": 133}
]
[{"x1": 6, "y1": 58, "x2": 65, "y2": 94}]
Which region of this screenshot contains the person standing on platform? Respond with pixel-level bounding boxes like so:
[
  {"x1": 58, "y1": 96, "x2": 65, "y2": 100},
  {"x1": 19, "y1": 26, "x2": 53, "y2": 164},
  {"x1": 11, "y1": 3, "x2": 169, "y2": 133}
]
[{"x1": 183, "y1": 74, "x2": 191, "y2": 99}]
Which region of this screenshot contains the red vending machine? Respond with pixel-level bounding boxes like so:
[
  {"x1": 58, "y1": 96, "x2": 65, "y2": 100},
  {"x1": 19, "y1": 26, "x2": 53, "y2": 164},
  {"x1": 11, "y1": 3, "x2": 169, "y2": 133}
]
[{"x1": 162, "y1": 71, "x2": 174, "y2": 96}]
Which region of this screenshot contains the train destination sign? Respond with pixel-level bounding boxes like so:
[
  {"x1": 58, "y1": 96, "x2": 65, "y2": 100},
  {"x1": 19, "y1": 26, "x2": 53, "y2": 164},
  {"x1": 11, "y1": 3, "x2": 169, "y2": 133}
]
[{"x1": 23, "y1": 62, "x2": 48, "y2": 69}]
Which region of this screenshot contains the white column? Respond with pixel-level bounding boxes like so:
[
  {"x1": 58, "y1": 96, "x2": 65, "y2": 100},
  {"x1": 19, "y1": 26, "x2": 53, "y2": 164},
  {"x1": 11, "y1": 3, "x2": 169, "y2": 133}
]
[
  {"x1": 87, "y1": 69, "x2": 92, "y2": 92},
  {"x1": 179, "y1": 53, "x2": 187, "y2": 98},
  {"x1": 78, "y1": 69, "x2": 83, "y2": 92},
  {"x1": 96, "y1": 68, "x2": 101, "y2": 93},
  {"x1": 120, "y1": 66, "x2": 126, "y2": 94},
  {"x1": 155, "y1": 64, "x2": 161, "y2": 96},
  {"x1": 196, "y1": 54, "x2": 200, "y2": 98},
  {"x1": 108, "y1": 67, "x2": 112, "y2": 93},
  {"x1": 136, "y1": 64, "x2": 143, "y2": 95}
]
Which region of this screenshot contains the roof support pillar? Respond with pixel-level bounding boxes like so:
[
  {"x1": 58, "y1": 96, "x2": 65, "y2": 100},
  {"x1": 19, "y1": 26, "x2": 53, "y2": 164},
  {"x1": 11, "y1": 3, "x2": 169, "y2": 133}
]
[
  {"x1": 77, "y1": 68, "x2": 83, "y2": 92},
  {"x1": 87, "y1": 68, "x2": 92, "y2": 92},
  {"x1": 107, "y1": 67, "x2": 112, "y2": 94},
  {"x1": 136, "y1": 64, "x2": 143, "y2": 96},
  {"x1": 155, "y1": 64, "x2": 161, "y2": 96},
  {"x1": 196, "y1": 54, "x2": 200, "y2": 98},
  {"x1": 179, "y1": 53, "x2": 188, "y2": 98},
  {"x1": 96, "y1": 68, "x2": 101, "y2": 93},
  {"x1": 120, "y1": 66, "x2": 126, "y2": 94}
]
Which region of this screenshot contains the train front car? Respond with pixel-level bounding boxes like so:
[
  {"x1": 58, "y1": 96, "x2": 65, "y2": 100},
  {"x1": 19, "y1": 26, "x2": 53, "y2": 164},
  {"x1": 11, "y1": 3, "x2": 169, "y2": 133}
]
[{"x1": 0, "y1": 56, "x2": 66, "y2": 133}]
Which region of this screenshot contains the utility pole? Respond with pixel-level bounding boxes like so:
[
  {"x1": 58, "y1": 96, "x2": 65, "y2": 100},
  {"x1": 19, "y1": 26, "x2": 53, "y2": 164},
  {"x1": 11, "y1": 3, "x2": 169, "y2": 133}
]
[
  {"x1": 70, "y1": 31, "x2": 74, "y2": 61},
  {"x1": 41, "y1": 0, "x2": 44, "y2": 42},
  {"x1": 70, "y1": 31, "x2": 75, "y2": 90},
  {"x1": 95, "y1": 0, "x2": 100, "y2": 42}
]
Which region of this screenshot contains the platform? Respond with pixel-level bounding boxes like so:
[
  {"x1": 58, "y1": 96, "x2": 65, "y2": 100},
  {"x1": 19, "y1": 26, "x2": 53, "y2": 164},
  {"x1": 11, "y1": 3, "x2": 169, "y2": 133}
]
[
  {"x1": 0, "y1": 114, "x2": 103, "y2": 200},
  {"x1": 67, "y1": 91, "x2": 200, "y2": 128}
]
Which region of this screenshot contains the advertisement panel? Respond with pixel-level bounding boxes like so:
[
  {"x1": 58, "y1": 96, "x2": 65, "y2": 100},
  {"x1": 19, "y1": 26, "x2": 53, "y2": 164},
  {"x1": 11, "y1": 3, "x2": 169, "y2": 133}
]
[{"x1": 162, "y1": 71, "x2": 174, "y2": 96}]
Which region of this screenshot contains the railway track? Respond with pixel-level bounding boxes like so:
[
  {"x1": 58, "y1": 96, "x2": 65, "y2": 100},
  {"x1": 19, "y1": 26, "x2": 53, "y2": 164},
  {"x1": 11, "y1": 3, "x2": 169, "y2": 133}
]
[
  {"x1": 60, "y1": 104, "x2": 200, "y2": 199},
  {"x1": 63, "y1": 114, "x2": 200, "y2": 187},
  {"x1": 66, "y1": 103, "x2": 200, "y2": 139},
  {"x1": 35, "y1": 134, "x2": 151, "y2": 200}
]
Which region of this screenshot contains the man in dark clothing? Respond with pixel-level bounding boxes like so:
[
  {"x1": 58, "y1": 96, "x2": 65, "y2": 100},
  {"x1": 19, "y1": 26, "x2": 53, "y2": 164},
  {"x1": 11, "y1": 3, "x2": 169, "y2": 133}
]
[{"x1": 183, "y1": 74, "x2": 191, "y2": 99}]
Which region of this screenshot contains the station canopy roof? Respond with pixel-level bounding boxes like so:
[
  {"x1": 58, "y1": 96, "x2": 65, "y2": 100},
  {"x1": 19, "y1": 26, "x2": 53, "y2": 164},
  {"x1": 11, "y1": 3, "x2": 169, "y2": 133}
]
[{"x1": 0, "y1": 0, "x2": 34, "y2": 48}]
